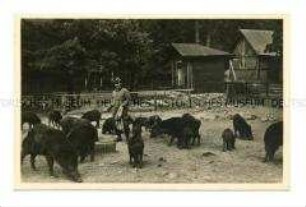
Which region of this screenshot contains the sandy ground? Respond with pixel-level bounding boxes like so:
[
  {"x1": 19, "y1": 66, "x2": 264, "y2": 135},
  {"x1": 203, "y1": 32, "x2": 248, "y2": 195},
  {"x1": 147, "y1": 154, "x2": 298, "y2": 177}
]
[{"x1": 21, "y1": 106, "x2": 283, "y2": 183}]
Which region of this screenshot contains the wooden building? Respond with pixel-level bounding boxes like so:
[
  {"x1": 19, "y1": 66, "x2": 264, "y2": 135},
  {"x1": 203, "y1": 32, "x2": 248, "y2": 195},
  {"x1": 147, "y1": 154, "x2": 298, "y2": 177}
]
[
  {"x1": 171, "y1": 43, "x2": 230, "y2": 92},
  {"x1": 231, "y1": 29, "x2": 282, "y2": 83}
]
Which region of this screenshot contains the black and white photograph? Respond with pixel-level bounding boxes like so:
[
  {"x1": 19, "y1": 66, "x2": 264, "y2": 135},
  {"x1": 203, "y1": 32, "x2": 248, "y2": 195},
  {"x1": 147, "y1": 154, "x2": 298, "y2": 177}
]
[{"x1": 16, "y1": 17, "x2": 286, "y2": 189}]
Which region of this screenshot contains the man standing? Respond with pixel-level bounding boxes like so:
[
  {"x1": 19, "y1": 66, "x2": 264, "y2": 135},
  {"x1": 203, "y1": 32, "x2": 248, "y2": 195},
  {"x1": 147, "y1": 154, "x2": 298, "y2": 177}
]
[
  {"x1": 107, "y1": 77, "x2": 131, "y2": 142},
  {"x1": 224, "y1": 59, "x2": 236, "y2": 103}
]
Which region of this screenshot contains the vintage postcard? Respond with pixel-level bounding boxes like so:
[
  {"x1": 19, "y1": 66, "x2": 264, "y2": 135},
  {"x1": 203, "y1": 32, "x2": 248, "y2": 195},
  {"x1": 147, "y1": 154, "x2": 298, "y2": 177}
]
[{"x1": 15, "y1": 15, "x2": 289, "y2": 190}]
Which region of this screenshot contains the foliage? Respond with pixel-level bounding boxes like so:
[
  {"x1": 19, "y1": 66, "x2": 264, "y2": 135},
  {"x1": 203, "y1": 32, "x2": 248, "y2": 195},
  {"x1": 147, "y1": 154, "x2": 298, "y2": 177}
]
[{"x1": 22, "y1": 19, "x2": 283, "y2": 92}]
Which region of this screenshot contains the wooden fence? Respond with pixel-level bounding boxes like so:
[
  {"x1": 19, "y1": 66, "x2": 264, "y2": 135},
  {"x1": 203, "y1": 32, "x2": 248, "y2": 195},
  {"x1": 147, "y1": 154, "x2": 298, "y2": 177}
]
[
  {"x1": 226, "y1": 82, "x2": 283, "y2": 98},
  {"x1": 21, "y1": 83, "x2": 282, "y2": 112}
]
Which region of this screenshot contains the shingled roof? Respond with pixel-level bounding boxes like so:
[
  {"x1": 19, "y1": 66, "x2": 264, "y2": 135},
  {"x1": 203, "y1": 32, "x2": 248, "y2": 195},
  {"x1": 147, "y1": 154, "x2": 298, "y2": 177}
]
[
  {"x1": 172, "y1": 43, "x2": 229, "y2": 57},
  {"x1": 239, "y1": 29, "x2": 276, "y2": 56}
]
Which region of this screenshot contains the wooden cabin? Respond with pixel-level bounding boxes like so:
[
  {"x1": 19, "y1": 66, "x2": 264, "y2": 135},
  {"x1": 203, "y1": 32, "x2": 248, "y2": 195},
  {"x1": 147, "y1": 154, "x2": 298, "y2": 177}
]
[
  {"x1": 171, "y1": 43, "x2": 230, "y2": 92},
  {"x1": 232, "y1": 29, "x2": 282, "y2": 83}
]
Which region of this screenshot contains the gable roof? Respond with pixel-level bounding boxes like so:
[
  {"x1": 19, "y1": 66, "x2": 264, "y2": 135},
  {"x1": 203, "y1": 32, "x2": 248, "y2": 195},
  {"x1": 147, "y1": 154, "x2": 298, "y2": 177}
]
[
  {"x1": 172, "y1": 43, "x2": 229, "y2": 57},
  {"x1": 239, "y1": 29, "x2": 276, "y2": 56}
]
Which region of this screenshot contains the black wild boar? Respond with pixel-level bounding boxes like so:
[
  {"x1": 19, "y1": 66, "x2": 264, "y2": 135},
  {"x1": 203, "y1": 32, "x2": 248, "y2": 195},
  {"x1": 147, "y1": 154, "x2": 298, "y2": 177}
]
[
  {"x1": 264, "y1": 121, "x2": 283, "y2": 162},
  {"x1": 150, "y1": 117, "x2": 182, "y2": 139},
  {"x1": 48, "y1": 110, "x2": 62, "y2": 128},
  {"x1": 59, "y1": 116, "x2": 90, "y2": 135},
  {"x1": 65, "y1": 118, "x2": 98, "y2": 162},
  {"x1": 222, "y1": 128, "x2": 236, "y2": 152},
  {"x1": 60, "y1": 116, "x2": 98, "y2": 162},
  {"x1": 22, "y1": 111, "x2": 41, "y2": 129},
  {"x1": 182, "y1": 113, "x2": 201, "y2": 146},
  {"x1": 81, "y1": 109, "x2": 101, "y2": 128},
  {"x1": 233, "y1": 114, "x2": 253, "y2": 140},
  {"x1": 145, "y1": 115, "x2": 162, "y2": 130},
  {"x1": 178, "y1": 126, "x2": 195, "y2": 149},
  {"x1": 128, "y1": 119, "x2": 144, "y2": 168},
  {"x1": 21, "y1": 124, "x2": 82, "y2": 182},
  {"x1": 150, "y1": 117, "x2": 190, "y2": 149},
  {"x1": 134, "y1": 117, "x2": 148, "y2": 126},
  {"x1": 102, "y1": 117, "x2": 117, "y2": 134}
]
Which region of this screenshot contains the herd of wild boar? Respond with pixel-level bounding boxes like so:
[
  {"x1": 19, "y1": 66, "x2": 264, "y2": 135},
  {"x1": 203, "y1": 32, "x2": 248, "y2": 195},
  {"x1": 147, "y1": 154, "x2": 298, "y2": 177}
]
[{"x1": 21, "y1": 109, "x2": 283, "y2": 183}]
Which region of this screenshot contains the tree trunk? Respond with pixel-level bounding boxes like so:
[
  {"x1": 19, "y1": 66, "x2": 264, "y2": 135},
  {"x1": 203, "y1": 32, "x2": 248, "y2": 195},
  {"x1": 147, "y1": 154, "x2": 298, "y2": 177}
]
[
  {"x1": 84, "y1": 76, "x2": 88, "y2": 90},
  {"x1": 206, "y1": 33, "x2": 211, "y2": 47},
  {"x1": 195, "y1": 21, "x2": 200, "y2": 44}
]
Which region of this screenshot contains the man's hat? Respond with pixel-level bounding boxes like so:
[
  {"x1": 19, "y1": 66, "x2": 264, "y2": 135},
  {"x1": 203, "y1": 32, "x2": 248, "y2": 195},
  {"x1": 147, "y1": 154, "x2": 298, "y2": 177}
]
[{"x1": 112, "y1": 77, "x2": 122, "y2": 84}]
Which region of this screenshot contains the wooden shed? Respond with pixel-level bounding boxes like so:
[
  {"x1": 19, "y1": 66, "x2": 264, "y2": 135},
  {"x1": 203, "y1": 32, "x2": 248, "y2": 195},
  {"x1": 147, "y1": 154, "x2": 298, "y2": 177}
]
[
  {"x1": 171, "y1": 43, "x2": 230, "y2": 92},
  {"x1": 232, "y1": 29, "x2": 282, "y2": 83}
]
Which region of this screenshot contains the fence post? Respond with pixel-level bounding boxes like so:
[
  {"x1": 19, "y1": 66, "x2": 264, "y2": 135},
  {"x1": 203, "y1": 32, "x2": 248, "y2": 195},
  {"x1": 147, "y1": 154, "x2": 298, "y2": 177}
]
[
  {"x1": 188, "y1": 89, "x2": 192, "y2": 108},
  {"x1": 266, "y1": 82, "x2": 269, "y2": 97},
  {"x1": 154, "y1": 92, "x2": 157, "y2": 111}
]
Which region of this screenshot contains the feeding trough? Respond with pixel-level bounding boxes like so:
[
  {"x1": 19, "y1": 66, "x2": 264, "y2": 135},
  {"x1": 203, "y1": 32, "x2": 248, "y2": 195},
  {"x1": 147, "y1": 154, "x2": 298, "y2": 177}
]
[{"x1": 95, "y1": 134, "x2": 117, "y2": 154}]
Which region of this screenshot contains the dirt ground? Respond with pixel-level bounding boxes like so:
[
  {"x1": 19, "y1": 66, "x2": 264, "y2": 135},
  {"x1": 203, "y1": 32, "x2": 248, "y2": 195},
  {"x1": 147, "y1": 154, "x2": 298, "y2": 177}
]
[{"x1": 21, "y1": 105, "x2": 283, "y2": 184}]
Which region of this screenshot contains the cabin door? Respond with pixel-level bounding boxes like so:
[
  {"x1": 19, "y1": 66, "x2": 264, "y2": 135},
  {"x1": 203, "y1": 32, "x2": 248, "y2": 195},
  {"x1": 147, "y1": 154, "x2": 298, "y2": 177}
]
[
  {"x1": 176, "y1": 60, "x2": 186, "y2": 87},
  {"x1": 177, "y1": 67, "x2": 185, "y2": 87}
]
